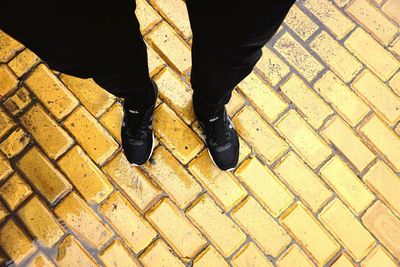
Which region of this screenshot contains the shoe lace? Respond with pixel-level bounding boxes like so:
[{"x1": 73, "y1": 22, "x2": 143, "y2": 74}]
[
  {"x1": 125, "y1": 111, "x2": 150, "y2": 141},
  {"x1": 208, "y1": 116, "x2": 231, "y2": 146}
]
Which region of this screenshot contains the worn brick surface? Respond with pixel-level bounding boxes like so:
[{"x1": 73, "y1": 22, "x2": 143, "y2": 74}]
[
  {"x1": 7, "y1": 49, "x2": 40, "y2": 77},
  {"x1": 314, "y1": 71, "x2": 370, "y2": 126},
  {"x1": 54, "y1": 192, "x2": 113, "y2": 249},
  {"x1": 18, "y1": 196, "x2": 64, "y2": 248},
  {"x1": 1, "y1": 1, "x2": 400, "y2": 266},
  {"x1": 0, "y1": 173, "x2": 32, "y2": 210},
  {"x1": 345, "y1": 28, "x2": 400, "y2": 81},
  {"x1": 193, "y1": 245, "x2": 229, "y2": 267},
  {"x1": 276, "y1": 244, "x2": 315, "y2": 267},
  {"x1": 231, "y1": 242, "x2": 273, "y2": 267}
]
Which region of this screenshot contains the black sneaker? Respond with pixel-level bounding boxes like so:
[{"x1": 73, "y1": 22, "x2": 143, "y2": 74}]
[
  {"x1": 121, "y1": 84, "x2": 158, "y2": 166},
  {"x1": 197, "y1": 107, "x2": 239, "y2": 171}
]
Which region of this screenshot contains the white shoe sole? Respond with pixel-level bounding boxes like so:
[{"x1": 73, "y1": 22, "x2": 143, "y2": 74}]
[{"x1": 131, "y1": 133, "x2": 155, "y2": 167}]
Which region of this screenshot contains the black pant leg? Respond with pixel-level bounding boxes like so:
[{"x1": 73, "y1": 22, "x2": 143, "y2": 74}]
[
  {"x1": 0, "y1": 0, "x2": 154, "y2": 110},
  {"x1": 186, "y1": 0, "x2": 295, "y2": 120}
]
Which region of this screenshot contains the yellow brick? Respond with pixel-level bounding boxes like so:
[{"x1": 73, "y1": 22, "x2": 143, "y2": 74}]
[
  {"x1": 274, "y1": 152, "x2": 332, "y2": 213},
  {"x1": 232, "y1": 196, "x2": 291, "y2": 257},
  {"x1": 352, "y1": 70, "x2": 400, "y2": 125},
  {"x1": 310, "y1": 31, "x2": 362, "y2": 83},
  {"x1": 235, "y1": 157, "x2": 293, "y2": 217},
  {"x1": 63, "y1": 106, "x2": 119, "y2": 165},
  {"x1": 0, "y1": 107, "x2": 14, "y2": 139},
  {"x1": 389, "y1": 72, "x2": 400, "y2": 96},
  {"x1": 3, "y1": 86, "x2": 31, "y2": 115},
  {"x1": 186, "y1": 194, "x2": 246, "y2": 257},
  {"x1": 61, "y1": 74, "x2": 115, "y2": 118},
  {"x1": 17, "y1": 147, "x2": 71, "y2": 204},
  {"x1": 233, "y1": 106, "x2": 288, "y2": 164},
  {"x1": 319, "y1": 156, "x2": 375, "y2": 215},
  {"x1": 100, "y1": 191, "x2": 157, "y2": 253},
  {"x1": 139, "y1": 239, "x2": 185, "y2": 267},
  {"x1": 57, "y1": 146, "x2": 113, "y2": 204},
  {"x1": 280, "y1": 74, "x2": 333, "y2": 128},
  {"x1": 226, "y1": 89, "x2": 245, "y2": 117},
  {"x1": 345, "y1": 28, "x2": 400, "y2": 81},
  {"x1": 0, "y1": 153, "x2": 12, "y2": 182},
  {"x1": 100, "y1": 239, "x2": 141, "y2": 267},
  {"x1": 320, "y1": 116, "x2": 375, "y2": 172},
  {"x1": 150, "y1": 0, "x2": 191, "y2": 39},
  {"x1": 280, "y1": 202, "x2": 340, "y2": 266},
  {"x1": 102, "y1": 151, "x2": 161, "y2": 212},
  {"x1": 347, "y1": 0, "x2": 398, "y2": 45},
  {"x1": 237, "y1": 136, "x2": 252, "y2": 163},
  {"x1": 7, "y1": 49, "x2": 40, "y2": 77},
  {"x1": 237, "y1": 72, "x2": 288, "y2": 122},
  {"x1": 99, "y1": 102, "x2": 123, "y2": 142},
  {"x1": 382, "y1": 0, "x2": 400, "y2": 25},
  {"x1": 285, "y1": 5, "x2": 319, "y2": 41},
  {"x1": 55, "y1": 235, "x2": 97, "y2": 267},
  {"x1": 147, "y1": 43, "x2": 165, "y2": 77},
  {"x1": 188, "y1": 150, "x2": 246, "y2": 211},
  {"x1": 55, "y1": 192, "x2": 113, "y2": 249},
  {"x1": 0, "y1": 64, "x2": 18, "y2": 98},
  {"x1": 193, "y1": 246, "x2": 229, "y2": 267},
  {"x1": 231, "y1": 242, "x2": 273, "y2": 267},
  {"x1": 18, "y1": 196, "x2": 64, "y2": 248},
  {"x1": 256, "y1": 47, "x2": 290, "y2": 86},
  {"x1": 319, "y1": 198, "x2": 376, "y2": 261},
  {"x1": 334, "y1": 0, "x2": 351, "y2": 8},
  {"x1": 274, "y1": 33, "x2": 324, "y2": 82},
  {"x1": 0, "y1": 127, "x2": 29, "y2": 158},
  {"x1": 276, "y1": 245, "x2": 315, "y2": 267},
  {"x1": 364, "y1": 161, "x2": 400, "y2": 217},
  {"x1": 143, "y1": 147, "x2": 200, "y2": 209},
  {"x1": 331, "y1": 253, "x2": 356, "y2": 267},
  {"x1": 304, "y1": 0, "x2": 355, "y2": 39},
  {"x1": 390, "y1": 37, "x2": 400, "y2": 60},
  {"x1": 146, "y1": 198, "x2": 207, "y2": 260},
  {"x1": 314, "y1": 72, "x2": 370, "y2": 126},
  {"x1": 21, "y1": 103, "x2": 73, "y2": 160},
  {"x1": 0, "y1": 30, "x2": 24, "y2": 62},
  {"x1": 276, "y1": 110, "x2": 331, "y2": 169},
  {"x1": 25, "y1": 252, "x2": 55, "y2": 267},
  {"x1": 358, "y1": 114, "x2": 400, "y2": 171},
  {"x1": 153, "y1": 68, "x2": 195, "y2": 124},
  {"x1": 135, "y1": 0, "x2": 162, "y2": 33},
  {"x1": 25, "y1": 64, "x2": 79, "y2": 119},
  {"x1": 362, "y1": 201, "x2": 400, "y2": 259},
  {"x1": 361, "y1": 246, "x2": 398, "y2": 267},
  {"x1": 154, "y1": 103, "x2": 203, "y2": 164},
  {"x1": 0, "y1": 219, "x2": 36, "y2": 265},
  {"x1": 0, "y1": 202, "x2": 8, "y2": 222},
  {"x1": 0, "y1": 173, "x2": 31, "y2": 210},
  {"x1": 146, "y1": 22, "x2": 191, "y2": 75},
  {"x1": 370, "y1": 0, "x2": 385, "y2": 5}
]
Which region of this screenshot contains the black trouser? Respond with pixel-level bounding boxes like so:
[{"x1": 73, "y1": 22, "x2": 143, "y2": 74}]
[{"x1": 0, "y1": 0, "x2": 295, "y2": 119}]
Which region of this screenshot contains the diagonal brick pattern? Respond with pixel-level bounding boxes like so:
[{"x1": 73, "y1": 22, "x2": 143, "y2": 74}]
[{"x1": 0, "y1": 0, "x2": 400, "y2": 266}]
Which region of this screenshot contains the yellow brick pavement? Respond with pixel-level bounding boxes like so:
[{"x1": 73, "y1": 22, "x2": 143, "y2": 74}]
[{"x1": 0, "y1": 0, "x2": 399, "y2": 266}]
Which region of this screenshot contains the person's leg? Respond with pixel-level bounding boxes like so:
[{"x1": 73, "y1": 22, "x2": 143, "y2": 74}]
[
  {"x1": 0, "y1": 0, "x2": 157, "y2": 165},
  {"x1": 185, "y1": 0, "x2": 295, "y2": 170},
  {"x1": 186, "y1": 0, "x2": 296, "y2": 120},
  {"x1": 0, "y1": 0, "x2": 155, "y2": 111}
]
